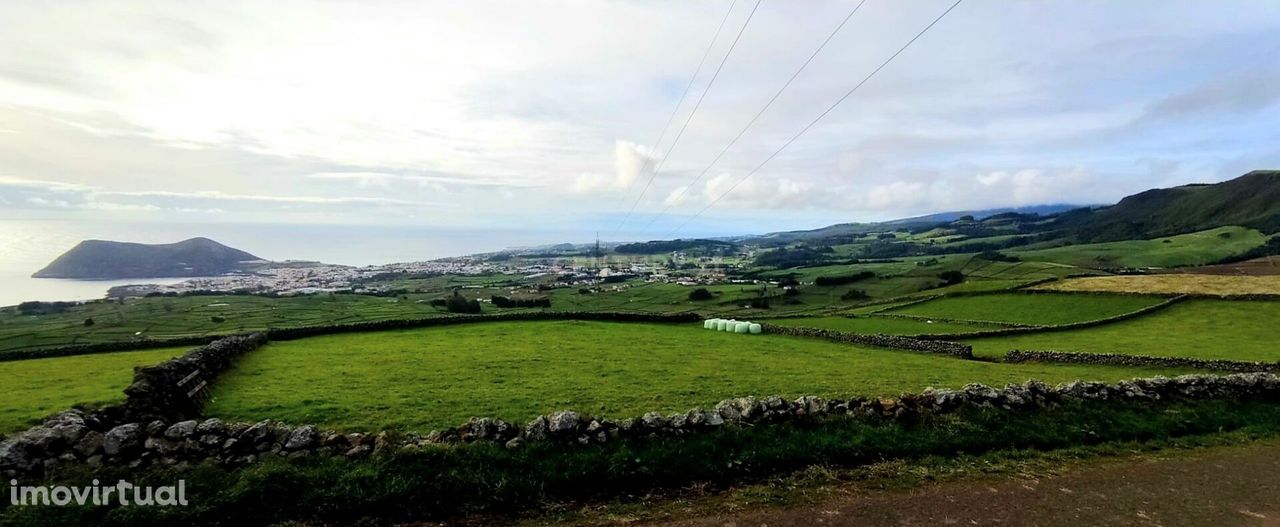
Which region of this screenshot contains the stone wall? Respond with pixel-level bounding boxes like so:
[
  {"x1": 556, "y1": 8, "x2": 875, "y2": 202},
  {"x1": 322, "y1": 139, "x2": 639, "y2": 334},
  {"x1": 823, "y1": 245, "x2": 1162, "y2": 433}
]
[
  {"x1": 5, "y1": 372, "x2": 1278, "y2": 478},
  {"x1": 759, "y1": 323, "x2": 974, "y2": 358},
  {"x1": 912, "y1": 294, "x2": 1188, "y2": 340},
  {"x1": 1005, "y1": 349, "x2": 1280, "y2": 373},
  {"x1": 2, "y1": 311, "x2": 703, "y2": 362},
  {"x1": 122, "y1": 333, "x2": 270, "y2": 422}
]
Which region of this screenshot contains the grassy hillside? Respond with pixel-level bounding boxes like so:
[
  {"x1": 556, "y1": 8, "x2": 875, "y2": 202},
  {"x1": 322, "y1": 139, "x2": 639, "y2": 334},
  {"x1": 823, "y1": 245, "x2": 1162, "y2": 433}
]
[
  {"x1": 0, "y1": 347, "x2": 186, "y2": 433},
  {"x1": 1011, "y1": 226, "x2": 1267, "y2": 269},
  {"x1": 1052, "y1": 170, "x2": 1280, "y2": 242},
  {"x1": 33, "y1": 237, "x2": 262, "y2": 279},
  {"x1": 206, "y1": 321, "x2": 1181, "y2": 432}
]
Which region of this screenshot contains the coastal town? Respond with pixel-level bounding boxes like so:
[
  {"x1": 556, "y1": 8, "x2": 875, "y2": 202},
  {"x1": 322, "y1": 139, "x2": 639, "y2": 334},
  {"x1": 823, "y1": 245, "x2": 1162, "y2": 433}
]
[{"x1": 105, "y1": 250, "x2": 737, "y2": 299}]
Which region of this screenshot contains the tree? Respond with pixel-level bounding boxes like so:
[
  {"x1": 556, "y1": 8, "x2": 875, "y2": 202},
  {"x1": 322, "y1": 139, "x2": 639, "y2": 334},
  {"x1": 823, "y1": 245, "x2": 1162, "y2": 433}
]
[
  {"x1": 688, "y1": 288, "x2": 714, "y2": 301},
  {"x1": 445, "y1": 291, "x2": 482, "y2": 314},
  {"x1": 938, "y1": 270, "x2": 965, "y2": 287}
]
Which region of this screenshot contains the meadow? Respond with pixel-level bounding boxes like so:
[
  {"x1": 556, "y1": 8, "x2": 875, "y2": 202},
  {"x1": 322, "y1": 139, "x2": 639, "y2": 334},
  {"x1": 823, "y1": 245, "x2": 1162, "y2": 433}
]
[
  {"x1": 879, "y1": 292, "x2": 1168, "y2": 326},
  {"x1": 1034, "y1": 274, "x2": 1280, "y2": 296},
  {"x1": 0, "y1": 347, "x2": 186, "y2": 433},
  {"x1": 764, "y1": 316, "x2": 987, "y2": 334},
  {"x1": 204, "y1": 320, "x2": 1183, "y2": 432},
  {"x1": 963, "y1": 299, "x2": 1279, "y2": 361}
]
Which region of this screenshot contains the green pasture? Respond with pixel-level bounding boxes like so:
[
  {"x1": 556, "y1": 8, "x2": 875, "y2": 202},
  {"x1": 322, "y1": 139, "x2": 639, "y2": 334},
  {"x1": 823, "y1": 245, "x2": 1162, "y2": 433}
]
[
  {"x1": 765, "y1": 316, "x2": 986, "y2": 335},
  {"x1": 205, "y1": 320, "x2": 1184, "y2": 432},
  {"x1": 881, "y1": 292, "x2": 1167, "y2": 326},
  {"x1": 1010, "y1": 226, "x2": 1266, "y2": 269},
  {"x1": 964, "y1": 299, "x2": 1280, "y2": 361},
  {"x1": 0, "y1": 347, "x2": 186, "y2": 433}
]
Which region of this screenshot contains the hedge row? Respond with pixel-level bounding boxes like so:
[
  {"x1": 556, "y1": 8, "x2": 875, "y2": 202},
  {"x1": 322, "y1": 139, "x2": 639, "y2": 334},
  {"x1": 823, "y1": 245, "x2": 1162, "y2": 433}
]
[
  {"x1": 759, "y1": 323, "x2": 973, "y2": 358},
  {"x1": 1005, "y1": 349, "x2": 1280, "y2": 373},
  {"x1": 911, "y1": 295, "x2": 1188, "y2": 341},
  {"x1": 0, "y1": 311, "x2": 703, "y2": 362}
]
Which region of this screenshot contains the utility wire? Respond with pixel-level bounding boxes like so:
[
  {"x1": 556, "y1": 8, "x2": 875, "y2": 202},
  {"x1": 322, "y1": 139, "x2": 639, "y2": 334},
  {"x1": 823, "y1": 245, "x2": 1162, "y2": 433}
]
[
  {"x1": 637, "y1": 0, "x2": 868, "y2": 235},
  {"x1": 610, "y1": 0, "x2": 740, "y2": 226},
  {"x1": 613, "y1": 0, "x2": 764, "y2": 237},
  {"x1": 667, "y1": 0, "x2": 964, "y2": 238}
]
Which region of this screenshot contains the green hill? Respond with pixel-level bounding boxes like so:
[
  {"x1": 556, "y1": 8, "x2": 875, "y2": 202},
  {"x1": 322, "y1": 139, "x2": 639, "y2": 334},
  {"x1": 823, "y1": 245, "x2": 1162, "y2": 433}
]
[
  {"x1": 1054, "y1": 170, "x2": 1280, "y2": 242},
  {"x1": 32, "y1": 237, "x2": 262, "y2": 279}
]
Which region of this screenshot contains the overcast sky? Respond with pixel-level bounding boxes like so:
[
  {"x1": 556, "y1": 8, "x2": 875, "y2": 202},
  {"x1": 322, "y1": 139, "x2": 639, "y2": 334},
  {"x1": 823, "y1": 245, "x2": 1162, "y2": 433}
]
[{"x1": 2, "y1": 0, "x2": 1279, "y2": 239}]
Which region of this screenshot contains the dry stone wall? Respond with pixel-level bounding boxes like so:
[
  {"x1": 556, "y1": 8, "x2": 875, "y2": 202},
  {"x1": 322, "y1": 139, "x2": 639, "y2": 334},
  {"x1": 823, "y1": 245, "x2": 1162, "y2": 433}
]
[
  {"x1": 1006, "y1": 349, "x2": 1280, "y2": 373},
  {"x1": 10, "y1": 371, "x2": 1278, "y2": 478},
  {"x1": 760, "y1": 323, "x2": 974, "y2": 358}
]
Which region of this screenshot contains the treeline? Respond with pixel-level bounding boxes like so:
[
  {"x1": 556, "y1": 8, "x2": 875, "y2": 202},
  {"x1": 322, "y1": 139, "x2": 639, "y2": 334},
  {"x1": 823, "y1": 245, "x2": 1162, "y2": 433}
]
[
  {"x1": 1210, "y1": 236, "x2": 1280, "y2": 265},
  {"x1": 813, "y1": 271, "x2": 875, "y2": 286},
  {"x1": 615, "y1": 239, "x2": 736, "y2": 255},
  {"x1": 491, "y1": 296, "x2": 551, "y2": 308},
  {"x1": 14, "y1": 301, "x2": 78, "y2": 315}
]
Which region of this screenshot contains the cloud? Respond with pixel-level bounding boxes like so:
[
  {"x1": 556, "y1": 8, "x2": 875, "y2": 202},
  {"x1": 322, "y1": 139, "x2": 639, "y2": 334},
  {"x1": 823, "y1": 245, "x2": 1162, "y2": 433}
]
[
  {"x1": 0, "y1": 176, "x2": 450, "y2": 216},
  {"x1": 614, "y1": 140, "x2": 658, "y2": 189}
]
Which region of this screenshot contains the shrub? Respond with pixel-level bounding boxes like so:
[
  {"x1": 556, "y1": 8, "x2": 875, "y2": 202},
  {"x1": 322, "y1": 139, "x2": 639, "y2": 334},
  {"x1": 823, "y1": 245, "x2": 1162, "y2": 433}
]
[
  {"x1": 491, "y1": 296, "x2": 551, "y2": 308},
  {"x1": 938, "y1": 270, "x2": 965, "y2": 286},
  {"x1": 83, "y1": 318, "x2": 95, "y2": 327},
  {"x1": 687, "y1": 288, "x2": 714, "y2": 301},
  {"x1": 978, "y1": 250, "x2": 1020, "y2": 262},
  {"x1": 211, "y1": 316, "x2": 226, "y2": 323},
  {"x1": 445, "y1": 292, "x2": 482, "y2": 314},
  {"x1": 813, "y1": 271, "x2": 875, "y2": 286},
  {"x1": 840, "y1": 289, "x2": 869, "y2": 301}
]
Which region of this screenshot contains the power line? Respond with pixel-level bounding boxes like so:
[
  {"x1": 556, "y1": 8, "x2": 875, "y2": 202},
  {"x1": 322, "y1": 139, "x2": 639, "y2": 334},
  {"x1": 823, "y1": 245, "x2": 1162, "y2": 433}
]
[
  {"x1": 636, "y1": 0, "x2": 869, "y2": 235},
  {"x1": 613, "y1": 0, "x2": 764, "y2": 237},
  {"x1": 610, "y1": 0, "x2": 741, "y2": 226},
  {"x1": 667, "y1": 0, "x2": 964, "y2": 238}
]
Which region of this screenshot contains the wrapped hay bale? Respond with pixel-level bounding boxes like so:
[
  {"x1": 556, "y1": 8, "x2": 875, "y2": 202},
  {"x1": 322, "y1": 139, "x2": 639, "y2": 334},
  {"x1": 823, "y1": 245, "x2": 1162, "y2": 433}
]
[
  {"x1": 734, "y1": 322, "x2": 750, "y2": 333},
  {"x1": 703, "y1": 319, "x2": 716, "y2": 329},
  {"x1": 749, "y1": 323, "x2": 762, "y2": 334},
  {"x1": 716, "y1": 319, "x2": 730, "y2": 331}
]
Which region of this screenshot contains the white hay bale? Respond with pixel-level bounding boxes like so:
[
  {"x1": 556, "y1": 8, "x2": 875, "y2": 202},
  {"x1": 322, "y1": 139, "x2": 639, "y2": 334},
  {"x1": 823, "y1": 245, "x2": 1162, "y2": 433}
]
[
  {"x1": 734, "y1": 322, "x2": 750, "y2": 333},
  {"x1": 703, "y1": 319, "x2": 715, "y2": 329},
  {"x1": 716, "y1": 319, "x2": 730, "y2": 331},
  {"x1": 749, "y1": 323, "x2": 762, "y2": 334}
]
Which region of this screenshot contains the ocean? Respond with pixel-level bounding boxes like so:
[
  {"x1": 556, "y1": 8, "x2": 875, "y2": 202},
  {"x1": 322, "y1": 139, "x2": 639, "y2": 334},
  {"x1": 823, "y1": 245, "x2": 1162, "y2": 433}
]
[{"x1": 0, "y1": 220, "x2": 601, "y2": 307}]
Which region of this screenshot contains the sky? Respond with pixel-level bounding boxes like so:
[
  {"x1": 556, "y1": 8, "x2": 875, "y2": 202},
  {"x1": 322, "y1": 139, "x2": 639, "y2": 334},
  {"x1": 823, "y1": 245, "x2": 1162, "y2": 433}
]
[{"x1": 2, "y1": 0, "x2": 1279, "y2": 240}]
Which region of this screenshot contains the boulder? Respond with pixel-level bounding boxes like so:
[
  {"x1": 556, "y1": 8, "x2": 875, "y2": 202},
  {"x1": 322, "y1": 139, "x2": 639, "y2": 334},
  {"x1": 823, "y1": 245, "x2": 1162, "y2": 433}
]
[
  {"x1": 102, "y1": 423, "x2": 143, "y2": 456},
  {"x1": 165, "y1": 420, "x2": 199, "y2": 440},
  {"x1": 284, "y1": 425, "x2": 317, "y2": 450},
  {"x1": 548, "y1": 411, "x2": 581, "y2": 434}
]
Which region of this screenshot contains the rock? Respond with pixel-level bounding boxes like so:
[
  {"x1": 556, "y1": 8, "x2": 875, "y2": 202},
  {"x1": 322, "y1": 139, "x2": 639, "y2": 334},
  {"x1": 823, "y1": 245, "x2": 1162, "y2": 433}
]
[
  {"x1": 640, "y1": 412, "x2": 666, "y2": 429},
  {"x1": 144, "y1": 437, "x2": 179, "y2": 455},
  {"x1": 0, "y1": 441, "x2": 32, "y2": 471},
  {"x1": 196, "y1": 418, "x2": 227, "y2": 436},
  {"x1": 240, "y1": 421, "x2": 273, "y2": 443},
  {"x1": 504, "y1": 437, "x2": 525, "y2": 450},
  {"x1": 102, "y1": 423, "x2": 143, "y2": 456},
  {"x1": 165, "y1": 420, "x2": 199, "y2": 440},
  {"x1": 73, "y1": 431, "x2": 104, "y2": 458},
  {"x1": 548, "y1": 411, "x2": 580, "y2": 434},
  {"x1": 284, "y1": 425, "x2": 317, "y2": 450},
  {"x1": 144, "y1": 420, "x2": 167, "y2": 437}
]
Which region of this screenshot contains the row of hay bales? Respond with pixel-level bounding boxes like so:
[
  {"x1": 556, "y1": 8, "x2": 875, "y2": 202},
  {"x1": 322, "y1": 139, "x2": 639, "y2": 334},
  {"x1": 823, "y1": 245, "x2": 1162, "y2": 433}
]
[{"x1": 704, "y1": 318, "x2": 762, "y2": 334}]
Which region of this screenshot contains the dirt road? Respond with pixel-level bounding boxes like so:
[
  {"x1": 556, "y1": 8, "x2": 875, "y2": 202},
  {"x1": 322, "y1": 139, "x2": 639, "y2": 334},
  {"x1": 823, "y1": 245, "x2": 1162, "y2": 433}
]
[{"x1": 649, "y1": 444, "x2": 1280, "y2": 527}]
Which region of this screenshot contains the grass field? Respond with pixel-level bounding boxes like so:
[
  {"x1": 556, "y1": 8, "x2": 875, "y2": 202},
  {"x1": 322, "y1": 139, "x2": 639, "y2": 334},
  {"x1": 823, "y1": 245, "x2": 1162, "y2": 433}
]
[
  {"x1": 1010, "y1": 226, "x2": 1267, "y2": 269},
  {"x1": 963, "y1": 299, "x2": 1280, "y2": 361},
  {"x1": 765, "y1": 316, "x2": 987, "y2": 335},
  {"x1": 205, "y1": 320, "x2": 1185, "y2": 432},
  {"x1": 1034, "y1": 274, "x2": 1280, "y2": 296},
  {"x1": 0, "y1": 347, "x2": 186, "y2": 433},
  {"x1": 880, "y1": 292, "x2": 1167, "y2": 326}
]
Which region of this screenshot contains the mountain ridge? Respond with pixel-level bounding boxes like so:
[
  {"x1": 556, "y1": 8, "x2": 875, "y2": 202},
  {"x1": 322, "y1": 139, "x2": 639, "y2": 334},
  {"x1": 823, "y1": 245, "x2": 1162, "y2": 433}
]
[{"x1": 33, "y1": 237, "x2": 263, "y2": 279}]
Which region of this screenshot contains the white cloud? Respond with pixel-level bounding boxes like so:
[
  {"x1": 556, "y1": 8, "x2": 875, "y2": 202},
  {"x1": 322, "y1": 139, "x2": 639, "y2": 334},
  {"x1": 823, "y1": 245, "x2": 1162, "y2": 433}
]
[{"x1": 614, "y1": 140, "x2": 658, "y2": 189}]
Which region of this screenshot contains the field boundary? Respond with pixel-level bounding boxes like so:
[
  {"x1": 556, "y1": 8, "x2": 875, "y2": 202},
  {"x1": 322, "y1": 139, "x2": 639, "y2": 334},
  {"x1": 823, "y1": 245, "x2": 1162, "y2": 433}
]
[
  {"x1": 868, "y1": 312, "x2": 1037, "y2": 329},
  {"x1": 758, "y1": 323, "x2": 973, "y2": 358},
  {"x1": 911, "y1": 295, "x2": 1189, "y2": 341},
  {"x1": 1005, "y1": 349, "x2": 1280, "y2": 373},
  {"x1": 0, "y1": 311, "x2": 703, "y2": 362},
  {"x1": 5, "y1": 371, "x2": 1279, "y2": 479}
]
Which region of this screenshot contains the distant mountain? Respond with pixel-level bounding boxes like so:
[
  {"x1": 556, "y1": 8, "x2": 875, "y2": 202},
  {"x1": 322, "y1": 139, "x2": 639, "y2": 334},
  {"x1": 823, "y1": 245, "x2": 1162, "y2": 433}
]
[
  {"x1": 1051, "y1": 170, "x2": 1280, "y2": 242},
  {"x1": 884, "y1": 204, "x2": 1086, "y2": 225},
  {"x1": 33, "y1": 237, "x2": 263, "y2": 279}
]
